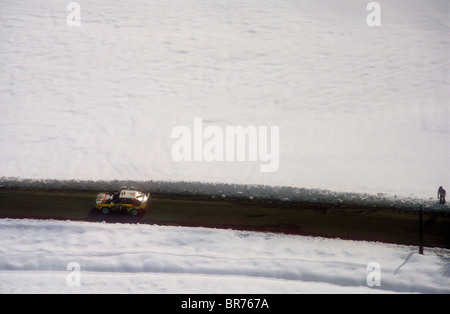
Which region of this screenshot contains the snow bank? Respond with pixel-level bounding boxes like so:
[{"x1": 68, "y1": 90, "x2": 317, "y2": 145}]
[
  {"x1": 0, "y1": 218, "x2": 448, "y2": 293},
  {"x1": 0, "y1": 177, "x2": 447, "y2": 212}
]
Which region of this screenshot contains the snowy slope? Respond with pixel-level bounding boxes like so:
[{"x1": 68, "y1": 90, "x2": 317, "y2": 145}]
[
  {"x1": 0, "y1": 218, "x2": 449, "y2": 294},
  {"x1": 0, "y1": 0, "x2": 448, "y2": 198}
]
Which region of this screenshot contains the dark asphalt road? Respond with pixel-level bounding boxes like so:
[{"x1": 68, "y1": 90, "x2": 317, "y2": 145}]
[{"x1": 0, "y1": 189, "x2": 449, "y2": 248}]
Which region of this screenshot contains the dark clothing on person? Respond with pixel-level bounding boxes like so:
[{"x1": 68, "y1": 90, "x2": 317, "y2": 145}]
[{"x1": 438, "y1": 186, "x2": 446, "y2": 205}]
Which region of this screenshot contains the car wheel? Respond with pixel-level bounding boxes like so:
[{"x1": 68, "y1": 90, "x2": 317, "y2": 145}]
[
  {"x1": 130, "y1": 209, "x2": 138, "y2": 216},
  {"x1": 102, "y1": 207, "x2": 109, "y2": 214}
]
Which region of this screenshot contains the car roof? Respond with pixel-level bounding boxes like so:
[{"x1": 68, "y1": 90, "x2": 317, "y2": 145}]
[{"x1": 119, "y1": 190, "x2": 144, "y2": 199}]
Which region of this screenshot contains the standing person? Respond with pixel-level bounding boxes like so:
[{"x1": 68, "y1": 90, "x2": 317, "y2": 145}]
[{"x1": 438, "y1": 186, "x2": 446, "y2": 205}]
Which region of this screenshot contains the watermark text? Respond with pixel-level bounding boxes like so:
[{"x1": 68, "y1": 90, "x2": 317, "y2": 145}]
[{"x1": 171, "y1": 118, "x2": 279, "y2": 173}]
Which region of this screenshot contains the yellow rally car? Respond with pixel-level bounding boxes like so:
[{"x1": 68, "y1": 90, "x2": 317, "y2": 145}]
[{"x1": 95, "y1": 190, "x2": 150, "y2": 216}]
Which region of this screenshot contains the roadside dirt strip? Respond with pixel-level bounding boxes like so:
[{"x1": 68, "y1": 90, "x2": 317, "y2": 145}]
[{"x1": 0, "y1": 189, "x2": 449, "y2": 248}]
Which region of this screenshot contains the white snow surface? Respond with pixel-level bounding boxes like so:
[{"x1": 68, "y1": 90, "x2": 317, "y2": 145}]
[
  {"x1": 0, "y1": 218, "x2": 449, "y2": 294},
  {"x1": 0, "y1": 0, "x2": 449, "y2": 198}
]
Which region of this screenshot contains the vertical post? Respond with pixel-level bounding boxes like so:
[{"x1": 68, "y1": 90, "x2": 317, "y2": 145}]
[{"x1": 419, "y1": 205, "x2": 424, "y2": 255}]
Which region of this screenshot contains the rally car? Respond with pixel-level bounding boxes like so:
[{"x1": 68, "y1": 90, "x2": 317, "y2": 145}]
[{"x1": 95, "y1": 189, "x2": 150, "y2": 216}]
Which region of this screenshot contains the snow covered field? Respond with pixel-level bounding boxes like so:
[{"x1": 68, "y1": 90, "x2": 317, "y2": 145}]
[
  {"x1": 0, "y1": 218, "x2": 449, "y2": 294},
  {"x1": 0, "y1": 0, "x2": 448, "y2": 199}
]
